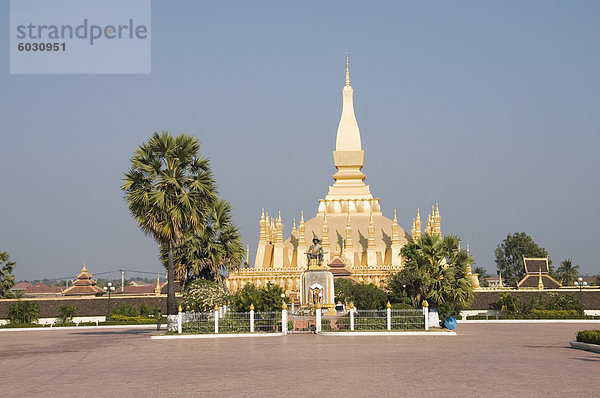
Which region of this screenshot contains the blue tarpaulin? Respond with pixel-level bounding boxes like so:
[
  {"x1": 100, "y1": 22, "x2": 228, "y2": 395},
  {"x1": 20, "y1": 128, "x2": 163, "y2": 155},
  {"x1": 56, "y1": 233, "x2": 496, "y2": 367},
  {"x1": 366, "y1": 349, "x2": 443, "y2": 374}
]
[{"x1": 444, "y1": 316, "x2": 457, "y2": 330}]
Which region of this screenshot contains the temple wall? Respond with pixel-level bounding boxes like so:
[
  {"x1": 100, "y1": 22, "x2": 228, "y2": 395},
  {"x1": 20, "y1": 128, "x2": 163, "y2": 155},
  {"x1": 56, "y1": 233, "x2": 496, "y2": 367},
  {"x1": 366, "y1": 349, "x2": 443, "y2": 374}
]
[
  {"x1": 0, "y1": 295, "x2": 172, "y2": 319},
  {"x1": 469, "y1": 289, "x2": 600, "y2": 310}
]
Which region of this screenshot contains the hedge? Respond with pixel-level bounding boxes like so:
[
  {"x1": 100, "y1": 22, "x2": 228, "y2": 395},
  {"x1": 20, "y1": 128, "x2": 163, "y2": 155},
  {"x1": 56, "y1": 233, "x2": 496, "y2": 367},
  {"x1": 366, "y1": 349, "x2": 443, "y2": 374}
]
[{"x1": 576, "y1": 329, "x2": 600, "y2": 345}]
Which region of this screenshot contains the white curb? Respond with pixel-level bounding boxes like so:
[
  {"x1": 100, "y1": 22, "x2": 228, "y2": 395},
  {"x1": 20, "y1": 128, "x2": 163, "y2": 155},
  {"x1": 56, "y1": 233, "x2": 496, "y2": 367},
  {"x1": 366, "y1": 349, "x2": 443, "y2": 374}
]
[
  {"x1": 569, "y1": 341, "x2": 600, "y2": 354},
  {"x1": 458, "y1": 319, "x2": 600, "y2": 324},
  {"x1": 0, "y1": 324, "x2": 165, "y2": 332},
  {"x1": 319, "y1": 331, "x2": 456, "y2": 336},
  {"x1": 151, "y1": 332, "x2": 284, "y2": 339}
]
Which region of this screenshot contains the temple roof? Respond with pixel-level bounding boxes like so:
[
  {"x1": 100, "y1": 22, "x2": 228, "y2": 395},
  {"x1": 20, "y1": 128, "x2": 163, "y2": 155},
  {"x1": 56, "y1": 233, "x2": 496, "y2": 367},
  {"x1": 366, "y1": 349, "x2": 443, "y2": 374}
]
[
  {"x1": 62, "y1": 264, "x2": 105, "y2": 296},
  {"x1": 523, "y1": 258, "x2": 550, "y2": 274}
]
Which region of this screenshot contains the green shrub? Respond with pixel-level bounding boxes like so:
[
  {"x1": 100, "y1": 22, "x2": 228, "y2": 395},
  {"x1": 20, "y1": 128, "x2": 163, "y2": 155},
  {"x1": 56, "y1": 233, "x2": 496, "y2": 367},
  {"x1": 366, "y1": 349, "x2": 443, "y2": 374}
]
[
  {"x1": 106, "y1": 314, "x2": 157, "y2": 325},
  {"x1": 139, "y1": 302, "x2": 151, "y2": 317},
  {"x1": 527, "y1": 309, "x2": 581, "y2": 319},
  {"x1": 438, "y1": 301, "x2": 462, "y2": 321},
  {"x1": 112, "y1": 302, "x2": 138, "y2": 317},
  {"x1": 183, "y1": 279, "x2": 230, "y2": 311},
  {"x1": 58, "y1": 304, "x2": 76, "y2": 323},
  {"x1": 547, "y1": 294, "x2": 580, "y2": 311},
  {"x1": 230, "y1": 283, "x2": 289, "y2": 312},
  {"x1": 576, "y1": 329, "x2": 600, "y2": 345},
  {"x1": 8, "y1": 300, "x2": 40, "y2": 324},
  {"x1": 390, "y1": 303, "x2": 414, "y2": 310},
  {"x1": 0, "y1": 322, "x2": 45, "y2": 328}
]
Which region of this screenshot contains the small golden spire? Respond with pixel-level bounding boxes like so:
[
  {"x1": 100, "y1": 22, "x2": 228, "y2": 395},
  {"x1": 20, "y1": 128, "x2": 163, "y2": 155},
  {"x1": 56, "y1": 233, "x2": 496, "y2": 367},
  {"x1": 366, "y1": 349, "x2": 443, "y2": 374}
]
[
  {"x1": 345, "y1": 52, "x2": 350, "y2": 86},
  {"x1": 178, "y1": 304, "x2": 182, "y2": 312},
  {"x1": 214, "y1": 304, "x2": 219, "y2": 311},
  {"x1": 249, "y1": 303, "x2": 254, "y2": 311},
  {"x1": 300, "y1": 210, "x2": 304, "y2": 224},
  {"x1": 386, "y1": 301, "x2": 391, "y2": 309},
  {"x1": 393, "y1": 209, "x2": 398, "y2": 223},
  {"x1": 81, "y1": 262, "x2": 87, "y2": 273},
  {"x1": 282, "y1": 301, "x2": 287, "y2": 310}
]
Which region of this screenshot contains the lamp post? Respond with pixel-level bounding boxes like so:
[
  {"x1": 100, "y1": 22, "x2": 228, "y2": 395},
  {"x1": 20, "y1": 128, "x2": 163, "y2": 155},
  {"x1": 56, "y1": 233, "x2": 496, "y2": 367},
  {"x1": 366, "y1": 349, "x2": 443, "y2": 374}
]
[
  {"x1": 103, "y1": 282, "x2": 116, "y2": 321},
  {"x1": 574, "y1": 277, "x2": 587, "y2": 316}
]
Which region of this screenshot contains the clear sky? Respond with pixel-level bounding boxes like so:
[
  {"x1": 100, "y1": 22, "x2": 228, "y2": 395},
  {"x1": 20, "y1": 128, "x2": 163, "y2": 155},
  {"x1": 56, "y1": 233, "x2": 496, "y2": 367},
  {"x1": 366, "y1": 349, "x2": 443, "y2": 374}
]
[{"x1": 1, "y1": 1, "x2": 599, "y2": 281}]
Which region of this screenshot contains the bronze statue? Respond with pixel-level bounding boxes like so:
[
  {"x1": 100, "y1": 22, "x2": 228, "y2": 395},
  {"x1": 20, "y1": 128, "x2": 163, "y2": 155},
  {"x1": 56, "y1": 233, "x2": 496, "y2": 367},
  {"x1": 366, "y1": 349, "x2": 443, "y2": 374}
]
[{"x1": 307, "y1": 237, "x2": 324, "y2": 266}]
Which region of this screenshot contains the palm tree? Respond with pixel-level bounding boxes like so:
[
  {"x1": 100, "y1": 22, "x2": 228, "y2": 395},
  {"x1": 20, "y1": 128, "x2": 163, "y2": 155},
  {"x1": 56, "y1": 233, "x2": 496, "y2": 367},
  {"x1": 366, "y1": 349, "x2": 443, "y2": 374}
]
[
  {"x1": 163, "y1": 198, "x2": 245, "y2": 286},
  {"x1": 122, "y1": 132, "x2": 216, "y2": 314},
  {"x1": 0, "y1": 251, "x2": 16, "y2": 298},
  {"x1": 473, "y1": 267, "x2": 490, "y2": 287},
  {"x1": 399, "y1": 234, "x2": 474, "y2": 317},
  {"x1": 556, "y1": 258, "x2": 580, "y2": 286}
]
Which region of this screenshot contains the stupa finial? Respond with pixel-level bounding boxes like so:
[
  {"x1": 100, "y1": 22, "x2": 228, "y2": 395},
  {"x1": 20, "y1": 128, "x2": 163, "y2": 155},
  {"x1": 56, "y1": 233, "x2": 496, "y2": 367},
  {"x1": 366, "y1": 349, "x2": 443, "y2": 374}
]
[{"x1": 345, "y1": 52, "x2": 350, "y2": 86}]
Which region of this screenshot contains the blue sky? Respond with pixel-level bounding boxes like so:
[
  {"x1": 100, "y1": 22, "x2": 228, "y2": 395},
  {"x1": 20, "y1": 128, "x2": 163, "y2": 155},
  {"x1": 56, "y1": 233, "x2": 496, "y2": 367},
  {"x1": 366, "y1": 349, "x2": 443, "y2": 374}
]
[{"x1": 1, "y1": 1, "x2": 599, "y2": 280}]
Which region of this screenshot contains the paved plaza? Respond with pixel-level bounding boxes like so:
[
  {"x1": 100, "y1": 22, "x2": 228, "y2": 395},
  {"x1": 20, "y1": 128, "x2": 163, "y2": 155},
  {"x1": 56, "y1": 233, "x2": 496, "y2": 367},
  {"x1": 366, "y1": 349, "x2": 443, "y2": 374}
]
[{"x1": 1, "y1": 323, "x2": 598, "y2": 397}]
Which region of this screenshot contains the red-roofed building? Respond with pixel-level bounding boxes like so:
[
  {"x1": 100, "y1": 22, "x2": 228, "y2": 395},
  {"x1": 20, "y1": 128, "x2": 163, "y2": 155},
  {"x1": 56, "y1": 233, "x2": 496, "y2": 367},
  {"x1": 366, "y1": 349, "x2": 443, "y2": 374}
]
[
  {"x1": 9, "y1": 281, "x2": 32, "y2": 292},
  {"x1": 23, "y1": 282, "x2": 63, "y2": 297}
]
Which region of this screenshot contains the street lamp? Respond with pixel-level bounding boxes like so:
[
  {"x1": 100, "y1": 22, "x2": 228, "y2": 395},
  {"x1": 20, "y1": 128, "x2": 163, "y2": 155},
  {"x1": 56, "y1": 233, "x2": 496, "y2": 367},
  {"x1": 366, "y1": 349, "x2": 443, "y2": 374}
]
[
  {"x1": 103, "y1": 282, "x2": 116, "y2": 321},
  {"x1": 574, "y1": 277, "x2": 587, "y2": 316}
]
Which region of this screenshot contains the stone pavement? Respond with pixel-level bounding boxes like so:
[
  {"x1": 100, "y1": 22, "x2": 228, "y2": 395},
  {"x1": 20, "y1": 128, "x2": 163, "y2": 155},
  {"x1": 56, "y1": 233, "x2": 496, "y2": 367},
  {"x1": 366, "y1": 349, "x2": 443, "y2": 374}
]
[{"x1": 0, "y1": 323, "x2": 598, "y2": 397}]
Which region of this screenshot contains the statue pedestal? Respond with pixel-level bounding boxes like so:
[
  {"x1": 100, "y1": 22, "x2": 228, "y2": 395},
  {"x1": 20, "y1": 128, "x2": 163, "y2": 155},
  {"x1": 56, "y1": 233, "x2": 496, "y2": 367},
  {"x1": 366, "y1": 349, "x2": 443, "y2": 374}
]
[{"x1": 300, "y1": 268, "x2": 335, "y2": 309}]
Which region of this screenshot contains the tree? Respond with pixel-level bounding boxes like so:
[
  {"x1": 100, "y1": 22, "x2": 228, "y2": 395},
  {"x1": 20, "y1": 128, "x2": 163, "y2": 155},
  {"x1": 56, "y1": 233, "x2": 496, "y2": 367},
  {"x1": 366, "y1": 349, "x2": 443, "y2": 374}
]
[
  {"x1": 8, "y1": 300, "x2": 40, "y2": 324},
  {"x1": 394, "y1": 234, "x2": 474, "y2": 320},
  {"x1": 182, "y1": 279, "x2": 230, "y2": 311},
  {"x1": 334, "y1": 278, "x2": 354, "y2": 304},
  {"x1": 348, "y1": 283, "x2": 389, "y2": 310},
  {"x1": 122, "y1": 132, "x2": 216, "y2": 314},
  {"x1": 473, "y1": 266, "x2": 490, "y2": 287},
  {"x1": 162, "y1": 199, "x2": 244, "y2": 286},
  {"x1": 58, "y1": 305, "x2": 76, "y2": 323},
  {"x1": 230, "y1": 283, "x2": 289, "y2": 312},
  {"x1": 556, "y1": 258, "x2": 580, "y2": 286},
  {"x1": 0, "y1": 251, "x2": 16, "y2": 298},
  {"x1": 385, "y1": 273, "x2": 413, "y2": 306},
  {"x1": 494, "y1": 232, "x2": 549, "y2": 287}
]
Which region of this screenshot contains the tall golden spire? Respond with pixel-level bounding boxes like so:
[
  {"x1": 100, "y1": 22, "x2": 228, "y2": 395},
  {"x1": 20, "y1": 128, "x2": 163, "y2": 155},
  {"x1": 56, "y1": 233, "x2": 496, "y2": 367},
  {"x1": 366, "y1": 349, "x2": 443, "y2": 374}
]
[
  {"x1": 367, "y1": 212, "x2": 376, "y2": 249},
  {"x1": 434, "y1": 203, "x2": 441, "y2": 236},
  {"x1": 345, "y1": 52, "x2": 350, "y2": 86},
  {"x1": 414, "y1": 208, "x2": 422, "y2": 239},
  {"x1": 391, "y1": 209, "x2": 400, "y2": 246},
  {"x1": 259, "y1": 209, "x2": 267, "y2": 242},
  {"x1": 155, "y1": 273, "x2": 161, "y2": 295},
  {"x1": 343, "y1": 211, "x2": 354, "y2": 263},
  {"x1": 275, "y1": 211, "x2": 283, "y2": 244},
  {"x1": 298, "y1": 211, "x2": 306, "y2": 247}
]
